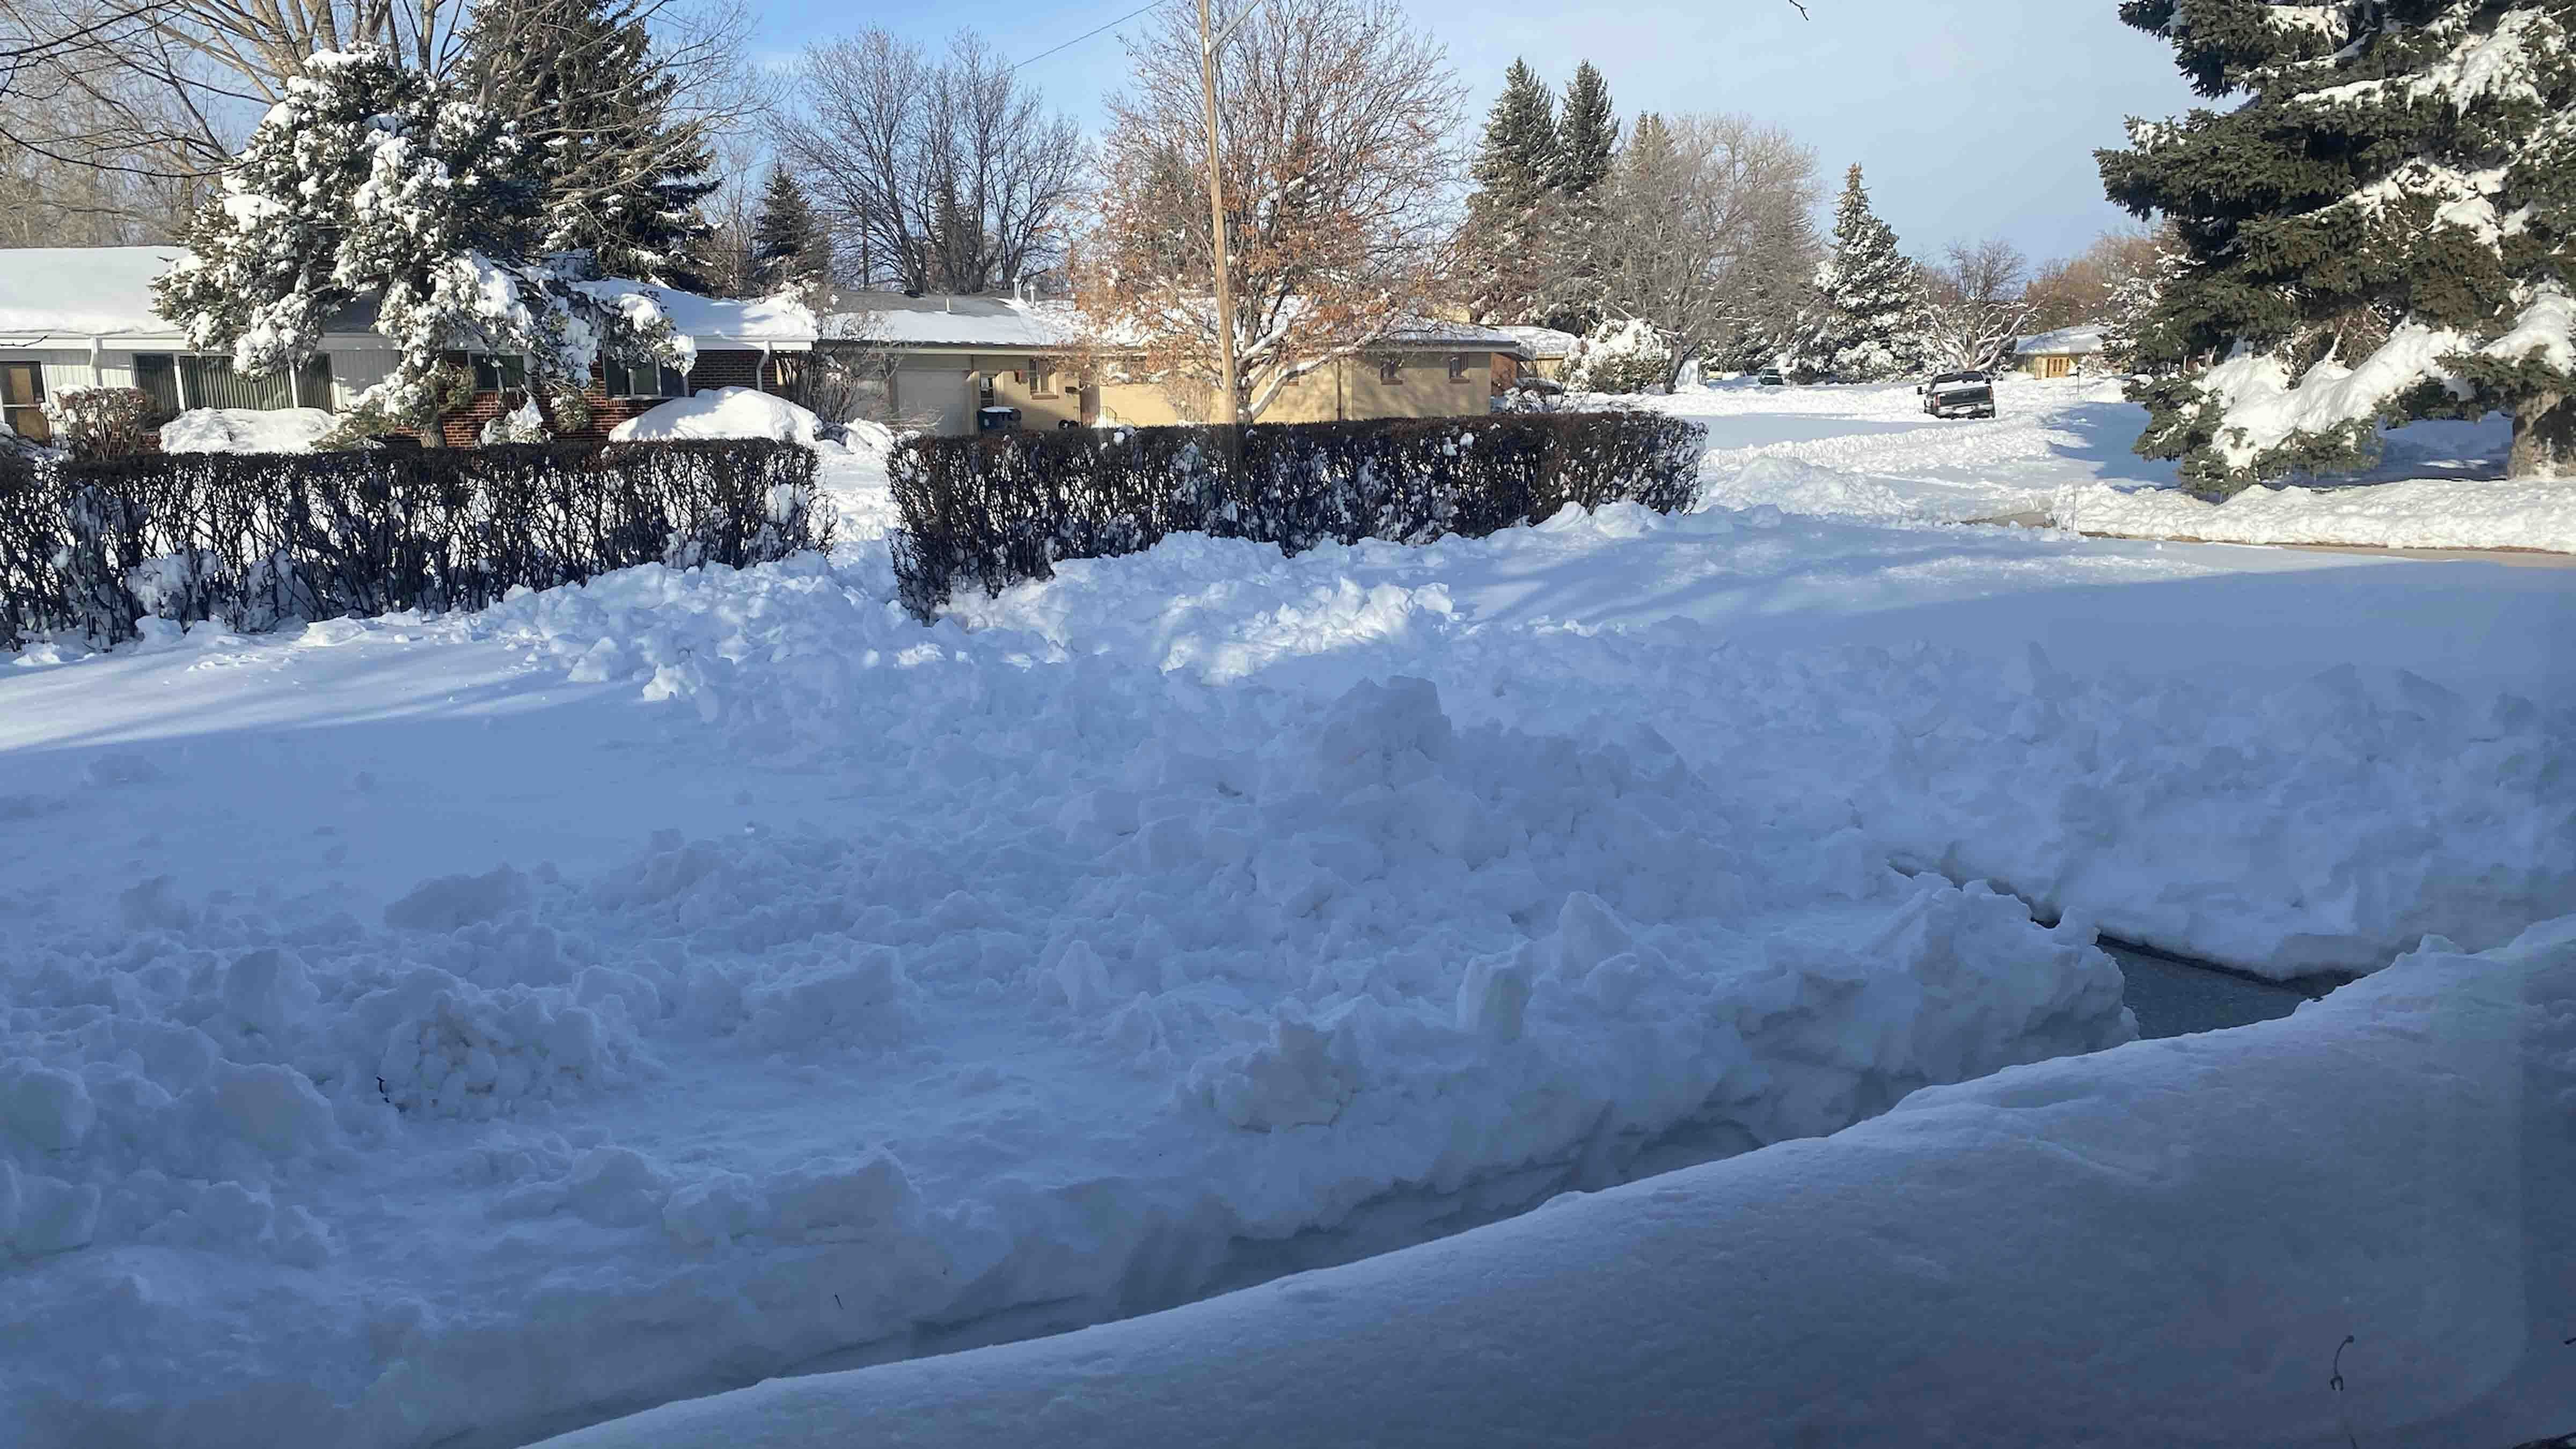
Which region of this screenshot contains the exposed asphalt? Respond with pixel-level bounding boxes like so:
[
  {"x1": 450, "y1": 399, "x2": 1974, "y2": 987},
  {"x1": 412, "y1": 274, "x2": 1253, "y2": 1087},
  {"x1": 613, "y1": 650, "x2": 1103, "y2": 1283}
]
[{"x1": 2102, "y1": 939, "x2": 2327, "y2": 1039}]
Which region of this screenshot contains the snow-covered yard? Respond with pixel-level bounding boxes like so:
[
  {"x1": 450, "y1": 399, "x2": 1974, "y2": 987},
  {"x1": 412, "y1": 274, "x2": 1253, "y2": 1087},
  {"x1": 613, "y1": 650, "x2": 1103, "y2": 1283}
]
[
  {"x1": 1675, "y1": 374, "x2": 2554, "y2": 551},
  {"x1": 4, "y1": 385, "x2": 2571, "y2": 1448}
]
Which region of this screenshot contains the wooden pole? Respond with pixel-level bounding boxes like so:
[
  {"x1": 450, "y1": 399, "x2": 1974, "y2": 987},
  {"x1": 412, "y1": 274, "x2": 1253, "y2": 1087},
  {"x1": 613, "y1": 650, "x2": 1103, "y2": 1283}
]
[{"x1": 1197, "y1": 0, "x2": 1241, "y2": 429}]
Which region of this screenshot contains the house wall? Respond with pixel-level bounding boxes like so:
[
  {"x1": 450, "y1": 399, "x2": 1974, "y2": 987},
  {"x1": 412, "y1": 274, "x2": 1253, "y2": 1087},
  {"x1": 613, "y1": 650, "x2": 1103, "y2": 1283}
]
[
  {"x1": 0, "y1": 341, "x2": 406, "y2": 415},
  {"x1": 842, "y1": 345, "x2": 1498, "y2": 437}
]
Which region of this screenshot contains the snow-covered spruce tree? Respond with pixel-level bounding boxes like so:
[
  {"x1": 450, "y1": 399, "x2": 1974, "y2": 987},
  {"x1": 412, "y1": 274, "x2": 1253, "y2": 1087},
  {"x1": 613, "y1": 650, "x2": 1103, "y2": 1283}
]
[
  {"x1": 1459, "y1": 59, "x2": 1563, "y2": 324},
  {"x1": 1564, "y1": 317, "x2": 1676, "y2": 394},
  {"x1": 1537, "y1": 60, "x2": 1621, "y2": 335},
  {"x1": 153, "y1": 48, "x2": 693, "y2": 443},
  {"x1": 752, "y1": 164, "x2": 832, "y2": 298},
  {"x1": 461, "y1": 0, "x2": 718, "y2": 289},
  {"x1": 1792, "y1": 164, "x2": 1934, "y2": 382},
  {"x1": 2100, "y1": 1, "x2": 2576, "y2": 489},
  {"x1": 1554, "y1": 61, "x2": 1620, "y2": 197}
]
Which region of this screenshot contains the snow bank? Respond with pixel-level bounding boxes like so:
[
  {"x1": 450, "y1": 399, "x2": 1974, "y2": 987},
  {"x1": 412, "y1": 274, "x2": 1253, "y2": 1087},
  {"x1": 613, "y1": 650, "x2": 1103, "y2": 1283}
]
[
  {"x1": 952, "y1": 521, "x2": 2576, "y2": 977},
  {"x1": 533, "y1": 915, "x2": 2575, "y2": 1449},
  {"x1": 158, "y1": 407, "x2": 334, "y2": 455},
  {"x1": 2054, "y1": 476, "x2": 2576, "y2": 554},
  {"x1": 0, "y1": 555, "x2": 2135, "y2": 1448},
  {"x1": 608, "y1": 387, "x2": 821, "y2": 446}
]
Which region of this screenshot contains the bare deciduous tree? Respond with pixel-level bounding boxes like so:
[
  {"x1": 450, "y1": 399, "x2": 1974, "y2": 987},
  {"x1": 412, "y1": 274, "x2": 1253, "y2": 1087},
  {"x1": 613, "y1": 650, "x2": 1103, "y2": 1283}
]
[
  {"x1": 0, "y1": 0, "x2": 757, "y2": 241},
  {"x1": 784, "y1": 28, "x2": 1081, "y2": 297},
  {"x1": 2023, "y1": 226, "x2": 2166, "y2": 332},
  {"x1": 1592, "y1": 111, "x2": 1819, "y2": 387},
  {"x1": 1921, "y1": 236, "x2": 2037, "y2": 372},
  {"x1": 1077, "y1": 0, "x2": 1463, "y2": 422}
]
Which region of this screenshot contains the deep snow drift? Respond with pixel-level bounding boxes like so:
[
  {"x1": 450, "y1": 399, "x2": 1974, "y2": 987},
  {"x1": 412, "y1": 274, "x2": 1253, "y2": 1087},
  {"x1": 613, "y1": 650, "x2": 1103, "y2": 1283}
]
[
  {"x1": 2053, "y1": 473, "x2": 2576, "y2": 554},
  {"x1": 535, "y1": 914, "x2": 2576, "y2": 1449}
]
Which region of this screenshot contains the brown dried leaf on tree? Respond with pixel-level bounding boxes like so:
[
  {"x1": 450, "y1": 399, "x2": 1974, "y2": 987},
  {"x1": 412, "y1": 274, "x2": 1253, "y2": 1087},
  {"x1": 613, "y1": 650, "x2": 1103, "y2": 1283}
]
[{"x1": 1073, "y1": 0, "x2": 1464, "y2": 423}]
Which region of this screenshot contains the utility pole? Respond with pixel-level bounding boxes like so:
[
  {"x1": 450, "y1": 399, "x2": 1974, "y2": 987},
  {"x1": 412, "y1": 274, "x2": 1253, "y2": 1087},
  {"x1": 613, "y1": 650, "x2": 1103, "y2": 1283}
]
[{"x1": 1196, "y1": 0, "x2": 1255, "y2": 428}]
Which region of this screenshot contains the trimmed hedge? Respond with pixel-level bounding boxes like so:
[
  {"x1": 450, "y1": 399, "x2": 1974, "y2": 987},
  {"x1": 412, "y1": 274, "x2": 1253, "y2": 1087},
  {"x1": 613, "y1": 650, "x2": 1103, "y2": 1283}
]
[
  {"x1": 888, "y1": 411, "x2": 1706, "y2": 619},
  {"x1": 0, "y1": 440, "x2": 827, "y2": 651}
]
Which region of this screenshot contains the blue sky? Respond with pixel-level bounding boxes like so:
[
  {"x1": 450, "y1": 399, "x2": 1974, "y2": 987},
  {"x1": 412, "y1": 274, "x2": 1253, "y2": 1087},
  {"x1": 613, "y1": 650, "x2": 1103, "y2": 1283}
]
[{"x1": 746, "y1": 1, "x2": 2200, "y2": 266}]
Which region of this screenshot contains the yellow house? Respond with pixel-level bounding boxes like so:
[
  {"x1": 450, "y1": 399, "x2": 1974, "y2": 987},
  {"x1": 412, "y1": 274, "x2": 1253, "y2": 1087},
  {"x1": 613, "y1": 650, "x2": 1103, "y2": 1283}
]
[
  {"x1": 2014, "y1": 325, "x2": 2109, "y2": 379},
  {"x1": 826, "y1": 293, "x2": 1515, "y2": 436}
]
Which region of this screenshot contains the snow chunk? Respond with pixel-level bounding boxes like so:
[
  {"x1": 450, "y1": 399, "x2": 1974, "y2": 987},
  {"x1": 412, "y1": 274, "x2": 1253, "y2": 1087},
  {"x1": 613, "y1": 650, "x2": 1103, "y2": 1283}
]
[
  {"x1": 608, "y1": 387, "x2": 821, "y2": 446},
  {"x1": 159, "y1": 407, "x2": 334, "y2": 455}
]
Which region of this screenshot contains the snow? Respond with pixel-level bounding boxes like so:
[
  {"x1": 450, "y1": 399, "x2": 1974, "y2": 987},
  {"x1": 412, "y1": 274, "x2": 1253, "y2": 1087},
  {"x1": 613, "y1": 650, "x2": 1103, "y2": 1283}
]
[
  {"x1": 158, "y1": 407, "x2": 336, "y2": 454},
  {"x1": 0, "y1": 247, "x2": 192, "y2": 340},
  {"x1": 1497, "y1": 324, "x2": 1577, "y2": 361},
  {"x1": 2012, "y1": 324, "x2": 2105, "y2": 357},
  {"x1": 533, "y1": 914, "x2": 2576, "y2": 1449},
  {"x1": 607, "y1": 387, "x2": 822, "y2": 445},
  {"x1": 2056, "y1": 474, "x2": 2576, "y2": 554},
  {"x1": 575, "y1": 282, "x2": 816, "y2": 348},
  {"x1": 4, "y1": 380, "x2": 2572, "y2": 1448}
]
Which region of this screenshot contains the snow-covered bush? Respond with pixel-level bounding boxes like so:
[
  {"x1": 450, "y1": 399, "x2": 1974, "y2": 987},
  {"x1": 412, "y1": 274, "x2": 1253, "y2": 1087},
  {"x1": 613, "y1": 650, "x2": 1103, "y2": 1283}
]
[
  {"x1": 0, "y1": 442, "x2": 829, "y2": 649},
  {"x1": 41, "y1": 387, "x2": 154, "y2": 461},
  {"x1": 152, "y1": 47, "x2": 694, "y2": 440},
  {"x1": 1563, "y1": 319, "x2": 1675, "y2": 395},
  {"x1": 888, "y1": 412, "x2": 1705, "y2": 619}
]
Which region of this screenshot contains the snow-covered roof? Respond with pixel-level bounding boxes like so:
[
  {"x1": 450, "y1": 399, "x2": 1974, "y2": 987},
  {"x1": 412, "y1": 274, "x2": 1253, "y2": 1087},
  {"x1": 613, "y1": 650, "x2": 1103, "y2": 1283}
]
[
  {"x1": 0, "y1": 246, "x2": 195, "y2": 341},
  {"x1": 0, "y1": 246, "x2": 816, "y2": 350},
  {"x1": 823, "y1": 292, "x2": 1083, "y2": 349},
  {"x1": 823, "y1": 291, "x2": 1520, "y2": 354},
  {"x1": 1498, "y1": 324, "x2": 1579, "y2": 360},
  {"x1": 578, "y1": 282, "x2": 817, "y2": 349},
  {"x1": 2015, "y1": 325, "x2": 2108, "y2": 357}
]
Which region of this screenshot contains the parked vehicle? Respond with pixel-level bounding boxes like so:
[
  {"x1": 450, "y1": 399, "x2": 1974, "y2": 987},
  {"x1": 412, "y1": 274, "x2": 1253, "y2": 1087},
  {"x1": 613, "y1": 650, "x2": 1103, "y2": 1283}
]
[
  {"x1": 1756, "y1": 368, "x2": 1787, "y2": 386},
  {"x1": 1918, "y1": 370, "x2": 1996, "y2": 420}
]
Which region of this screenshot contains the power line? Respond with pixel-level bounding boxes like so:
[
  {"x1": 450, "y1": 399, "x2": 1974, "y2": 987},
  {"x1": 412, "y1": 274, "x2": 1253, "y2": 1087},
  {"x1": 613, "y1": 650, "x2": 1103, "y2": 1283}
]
[{"x1": 1012, "y1": 0, "x2": 1170, "y2": 72}]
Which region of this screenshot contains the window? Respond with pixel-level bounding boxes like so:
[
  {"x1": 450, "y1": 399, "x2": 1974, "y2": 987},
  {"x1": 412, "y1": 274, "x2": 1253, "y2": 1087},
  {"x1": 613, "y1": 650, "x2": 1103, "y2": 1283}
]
[
  {"x1": 2, "y1": 362, "x2": 46, "y2": 443},
  {"x1": 470, "y1": 353, "x2": 526, "y2": 393},
  {"x1": 1028, "y1": 359, "x2": 1055, "y2": 397},
  {"x1": 132, "y1": 353, "x2": 331, "y2": 414},
  {"x1": 603, "y1": 357, "x2": 687, "y2": 399},
  {"x1": 132, "y1": 355, "x2": 180, "y2": 421},
  {"x1": 1378, "y1": 360, "x2": 1402, "y2": 385},
  {"x1": 1447, "y1": 354, "x2": 1469, "y2": 384}
]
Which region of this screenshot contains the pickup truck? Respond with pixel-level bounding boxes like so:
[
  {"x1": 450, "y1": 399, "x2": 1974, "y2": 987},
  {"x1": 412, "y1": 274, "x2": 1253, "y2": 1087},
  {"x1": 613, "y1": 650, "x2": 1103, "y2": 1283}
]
[{"x1": 1919, "y1": 370, "x2": 1996, "y2": 419}]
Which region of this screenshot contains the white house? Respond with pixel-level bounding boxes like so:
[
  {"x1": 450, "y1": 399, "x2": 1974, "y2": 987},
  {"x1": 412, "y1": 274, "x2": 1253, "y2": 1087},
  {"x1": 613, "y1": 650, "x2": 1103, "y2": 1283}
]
[{"x1": 0, "y1": 246, "x2": 818, "y2": 446}]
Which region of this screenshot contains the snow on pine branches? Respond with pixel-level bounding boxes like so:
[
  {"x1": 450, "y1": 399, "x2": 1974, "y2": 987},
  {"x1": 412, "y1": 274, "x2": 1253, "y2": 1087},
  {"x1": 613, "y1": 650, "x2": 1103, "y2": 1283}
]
[
  {"x1": 1789, "y1": 165, "x2": 1935, "y2": 384},
  {"x1": 153, "y1": 48, "x2": 694, "y2": 440},
  {"x1": 2101, "y1": 0, "x2": 2576, "y2": 489}
]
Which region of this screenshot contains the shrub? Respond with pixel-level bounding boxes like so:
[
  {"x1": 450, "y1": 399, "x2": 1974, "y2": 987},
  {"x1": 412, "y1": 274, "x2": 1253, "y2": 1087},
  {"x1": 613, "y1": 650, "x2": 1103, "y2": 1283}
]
[
  {"x1": 0, "y1": 440, "x2": 826, "y2": 650},
  {"x1": 1564, "y1": 319, "x2": 1676, "y2": 396},
  {"x1": 41, "y1": 386, "x2": 156, "y2": 461},
  {"x1": 888, "y1": 411, "x2": 1705, "y2": 620}
]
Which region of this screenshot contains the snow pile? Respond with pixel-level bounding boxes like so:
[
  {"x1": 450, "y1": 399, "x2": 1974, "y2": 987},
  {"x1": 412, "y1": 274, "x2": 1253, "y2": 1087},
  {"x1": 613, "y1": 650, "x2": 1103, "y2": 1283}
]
[
  {"x1": 954, "y1": 524, "x2": 2576, "y2": 978},
  {"x1": 0, "y1": 619, "x2": 2133, "y2": 1446},
  {"x1": 477, "y1": 398, "x2": 548, "y2": 445},
  {"x1": 2053, "y1": 475, "x2": 2576, "y2": 553},
  {"x1": 609, "y1": 387, "x2": 821, "y2": 446},
  {"x1": 1700, "y1": 455, "x2": 1924, "y2": 521},
  {"x1": 158, "y1": 407, "x2": 335, "y2": 455},
  {"x1": 533, "y1": 915, "x2": 2575, "y2": 1449}
]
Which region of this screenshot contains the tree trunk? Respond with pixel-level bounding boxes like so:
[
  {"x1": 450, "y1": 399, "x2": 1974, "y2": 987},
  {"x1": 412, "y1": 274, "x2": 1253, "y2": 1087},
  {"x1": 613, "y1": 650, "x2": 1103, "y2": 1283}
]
[{"x1": 2509, "y1": 389, "x2": 2574, "y2": 480}]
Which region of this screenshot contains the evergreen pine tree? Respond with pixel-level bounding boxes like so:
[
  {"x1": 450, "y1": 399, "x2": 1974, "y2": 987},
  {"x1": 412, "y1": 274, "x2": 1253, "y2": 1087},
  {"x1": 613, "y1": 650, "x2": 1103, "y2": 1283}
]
[
  {"x1": 2099, "y1": 1, "x2": 2576, "y2": 490},
  {"x1": 463, "y1": 0, "x2": 719, "y2": 289},
  {"x1": 153, "y1": 48, "x2": 691, "y2": 441},
  {"x1": 1459, "y1": 60, "x2": 1563, "y2": 323},
  {"x1": 1792, "y1": 164, "x2": 1933, "y2": 382},
  {"x1": 1536, "y1": 61, "x2": 1620, "y2": 334},
  {"x1": 1554, "y1": 62, "x2": 1619, "y2": 196},
  {"x1": 752, "y1": 164, "x2": 831, "y2": 298}
]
